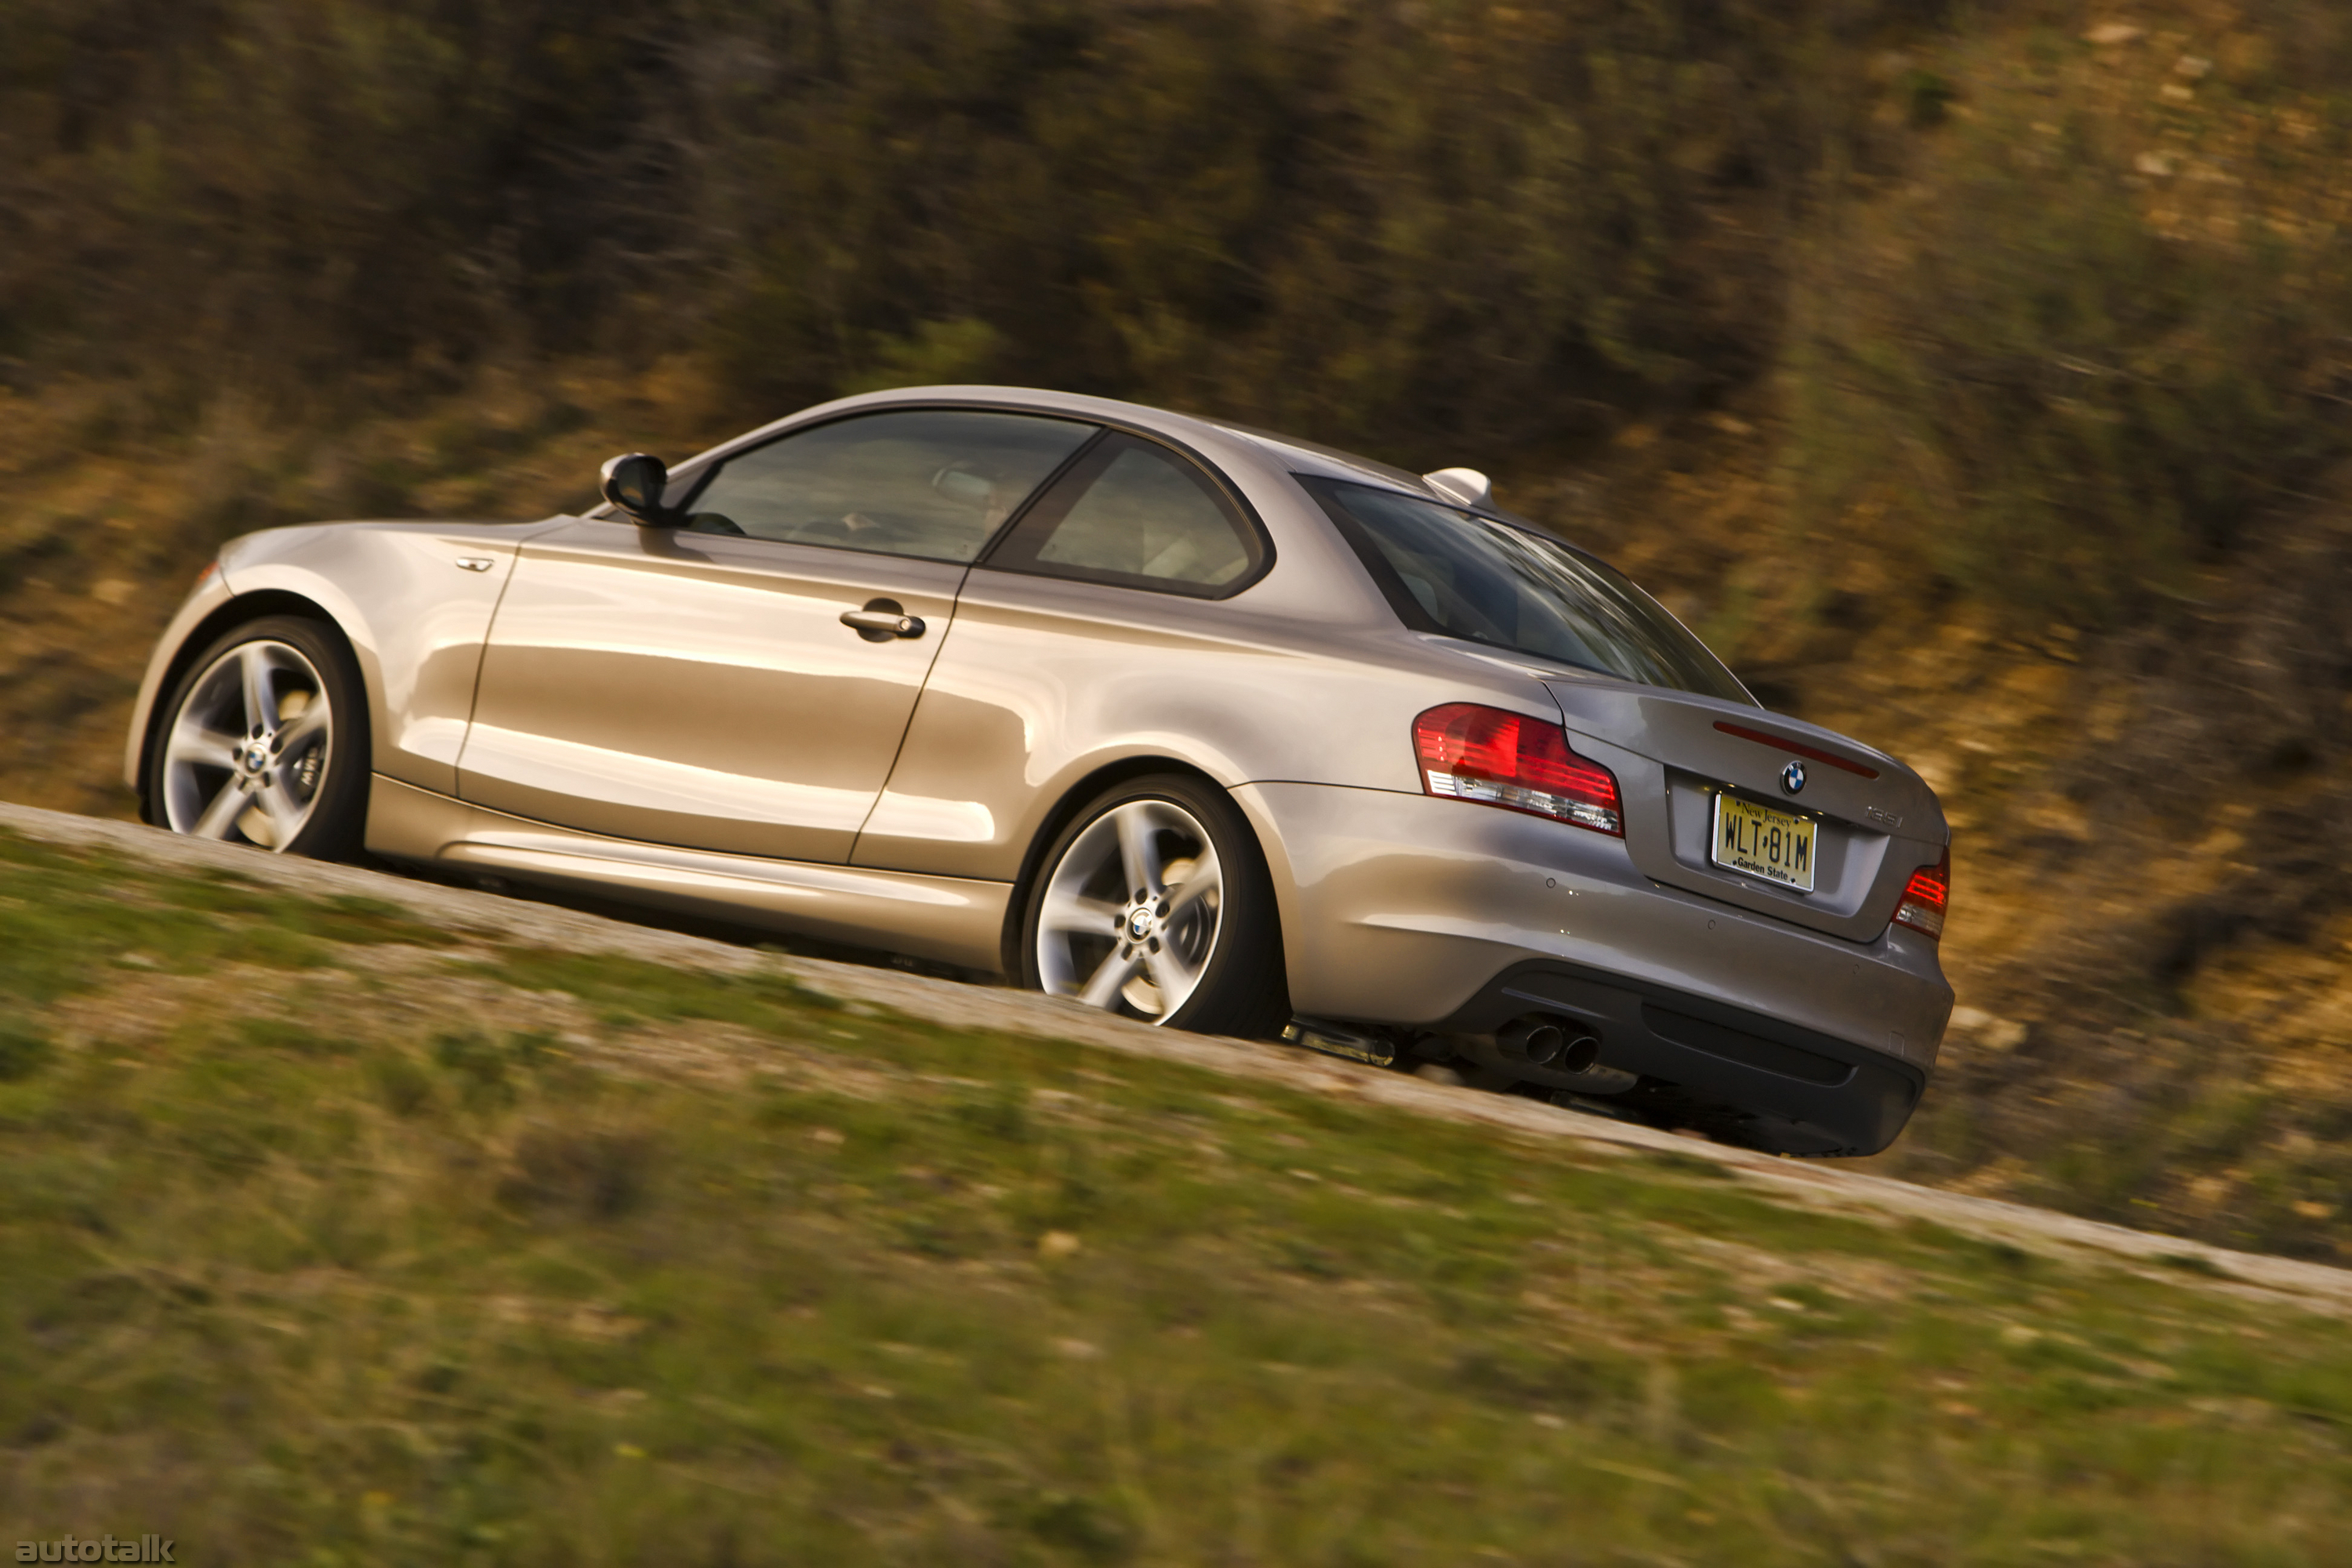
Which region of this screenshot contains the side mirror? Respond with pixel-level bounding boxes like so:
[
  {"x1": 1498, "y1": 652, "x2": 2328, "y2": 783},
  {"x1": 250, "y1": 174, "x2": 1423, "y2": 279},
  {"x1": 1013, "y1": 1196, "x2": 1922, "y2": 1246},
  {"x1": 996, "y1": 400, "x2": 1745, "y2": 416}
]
[{"x1": 600, "y1": 452, "x2": 673, "y2": 526}]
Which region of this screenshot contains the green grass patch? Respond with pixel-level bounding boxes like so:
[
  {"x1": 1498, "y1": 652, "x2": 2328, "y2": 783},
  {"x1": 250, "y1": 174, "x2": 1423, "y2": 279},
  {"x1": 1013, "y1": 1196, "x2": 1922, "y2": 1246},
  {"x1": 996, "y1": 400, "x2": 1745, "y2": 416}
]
[
  {"x1": 2, "y1": 851, "x2": 2350, "y2": 1563},
  {"x1": 0, "y1": 829, "x2": 456, "y2": 1008}
]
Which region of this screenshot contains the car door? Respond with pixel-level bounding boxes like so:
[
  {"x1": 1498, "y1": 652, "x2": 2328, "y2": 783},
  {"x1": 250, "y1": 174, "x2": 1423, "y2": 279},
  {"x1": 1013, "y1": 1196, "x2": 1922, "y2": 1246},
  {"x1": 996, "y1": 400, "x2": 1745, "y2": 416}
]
[
  {"x1": 855, "y1": 430, "x2": 1279, "y2": 880},
  {"x1": 457, "y1": 407, "x2": 1098, "y2": 862}
]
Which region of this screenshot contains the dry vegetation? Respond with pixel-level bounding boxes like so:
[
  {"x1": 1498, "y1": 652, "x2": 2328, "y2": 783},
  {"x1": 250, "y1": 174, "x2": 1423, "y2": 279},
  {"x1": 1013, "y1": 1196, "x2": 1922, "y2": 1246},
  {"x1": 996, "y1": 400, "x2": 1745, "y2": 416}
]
[{"x1": 2, "y1": 0, "x2": 2349, "y2": 1268}]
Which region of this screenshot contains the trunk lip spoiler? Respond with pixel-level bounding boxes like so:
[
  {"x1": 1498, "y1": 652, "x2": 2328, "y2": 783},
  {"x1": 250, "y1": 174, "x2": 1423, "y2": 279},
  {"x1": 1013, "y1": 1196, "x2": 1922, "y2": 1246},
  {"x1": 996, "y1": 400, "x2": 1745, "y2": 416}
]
[{"x1": 1712, "y1": 720, "x2": 1882, "y2": 780}]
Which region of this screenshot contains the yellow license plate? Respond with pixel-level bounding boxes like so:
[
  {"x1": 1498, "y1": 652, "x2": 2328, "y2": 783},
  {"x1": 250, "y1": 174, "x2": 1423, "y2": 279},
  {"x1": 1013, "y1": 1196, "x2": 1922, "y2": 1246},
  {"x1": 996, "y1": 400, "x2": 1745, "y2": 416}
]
[{"x1": 1711, "y1": 793, "x2": 1818, "y2": 893}]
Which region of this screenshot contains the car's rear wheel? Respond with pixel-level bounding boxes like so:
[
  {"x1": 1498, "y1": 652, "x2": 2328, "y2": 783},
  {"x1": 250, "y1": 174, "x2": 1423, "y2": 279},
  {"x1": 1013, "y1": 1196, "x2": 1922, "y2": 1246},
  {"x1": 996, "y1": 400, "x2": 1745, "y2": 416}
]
[
  {"x1": 149, "y1": 615, "x2": 370, "y2": 859},
  {"x1": 1022, "y1": 774, "x2": 1287, "y2": 1036}
]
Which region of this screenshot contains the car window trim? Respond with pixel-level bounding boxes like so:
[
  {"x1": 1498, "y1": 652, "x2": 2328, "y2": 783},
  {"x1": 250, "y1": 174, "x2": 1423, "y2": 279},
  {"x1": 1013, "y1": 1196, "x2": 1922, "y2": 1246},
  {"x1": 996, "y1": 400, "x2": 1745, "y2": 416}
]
[
  {"x1": 655, "y1": 406, "x2": 1109, "y2": 568},
  {"x1": 974, "y1": 429, "x2": 1276, "y2": 600},
  {"x1": 590, "y1": 396, "x2": 1272, "y2": 545},
  {"x1": 585, "y1": 397, "x2": 1277, "y2": 587}
]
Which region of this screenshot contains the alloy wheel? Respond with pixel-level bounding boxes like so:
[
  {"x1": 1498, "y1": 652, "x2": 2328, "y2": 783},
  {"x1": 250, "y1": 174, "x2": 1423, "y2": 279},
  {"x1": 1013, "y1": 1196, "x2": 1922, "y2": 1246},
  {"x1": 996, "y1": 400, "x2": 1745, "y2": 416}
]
[
  {"x1": 1033, "y1": 798, "x2": 1225, "y2": 1022},
  {"x1": 159, "y1": 639, "x2": 335, "y2": 851}
]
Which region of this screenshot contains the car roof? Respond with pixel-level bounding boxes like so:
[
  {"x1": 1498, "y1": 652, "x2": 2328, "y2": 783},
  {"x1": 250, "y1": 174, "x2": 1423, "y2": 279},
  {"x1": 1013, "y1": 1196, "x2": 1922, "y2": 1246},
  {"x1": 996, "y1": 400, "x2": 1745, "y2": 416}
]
[{"x1": 697, "y1": 384, "x2": 1445, "y2": 501}]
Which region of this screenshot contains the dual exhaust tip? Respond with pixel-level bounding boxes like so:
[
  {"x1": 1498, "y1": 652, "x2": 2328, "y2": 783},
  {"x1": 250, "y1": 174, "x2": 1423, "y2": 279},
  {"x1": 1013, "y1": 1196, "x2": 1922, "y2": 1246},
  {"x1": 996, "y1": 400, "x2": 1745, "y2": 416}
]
[{"x1": 1497, "y1": 1014, "x2": 1602, "y2": 1073}]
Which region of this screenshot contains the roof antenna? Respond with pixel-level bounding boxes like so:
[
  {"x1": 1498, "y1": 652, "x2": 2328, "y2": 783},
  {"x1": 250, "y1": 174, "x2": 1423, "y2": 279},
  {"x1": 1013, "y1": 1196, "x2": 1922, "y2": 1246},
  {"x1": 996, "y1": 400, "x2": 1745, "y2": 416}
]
[{"x1": 1423, "y1": 467, "x2": 1492, "y2": 509}]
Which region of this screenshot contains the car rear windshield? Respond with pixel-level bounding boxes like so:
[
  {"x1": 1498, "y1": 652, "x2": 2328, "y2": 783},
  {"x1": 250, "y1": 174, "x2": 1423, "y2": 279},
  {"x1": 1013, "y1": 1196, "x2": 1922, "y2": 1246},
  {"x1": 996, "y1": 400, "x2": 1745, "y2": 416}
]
[{"x1": 1312, "y1": 481, "x2": 1755, "y2": 706}]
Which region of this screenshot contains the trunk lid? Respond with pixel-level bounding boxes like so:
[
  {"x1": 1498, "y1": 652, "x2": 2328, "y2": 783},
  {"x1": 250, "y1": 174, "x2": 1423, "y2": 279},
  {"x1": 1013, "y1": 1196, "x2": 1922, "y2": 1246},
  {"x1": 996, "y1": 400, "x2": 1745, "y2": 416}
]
[{"x1": 1546, "y1": 678, "x2": 1948, "y2": 942}]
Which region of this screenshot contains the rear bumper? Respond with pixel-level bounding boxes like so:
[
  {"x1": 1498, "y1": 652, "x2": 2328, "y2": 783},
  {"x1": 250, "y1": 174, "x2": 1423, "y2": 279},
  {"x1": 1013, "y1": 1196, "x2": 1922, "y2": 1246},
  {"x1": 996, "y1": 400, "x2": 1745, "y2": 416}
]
[
  {"x1": 1233, "y1": 782, "x2": 1952, "y2": 1151},
  {"x1": 1434, "y1": 961, "x2": 1926, "y2": 1156}
]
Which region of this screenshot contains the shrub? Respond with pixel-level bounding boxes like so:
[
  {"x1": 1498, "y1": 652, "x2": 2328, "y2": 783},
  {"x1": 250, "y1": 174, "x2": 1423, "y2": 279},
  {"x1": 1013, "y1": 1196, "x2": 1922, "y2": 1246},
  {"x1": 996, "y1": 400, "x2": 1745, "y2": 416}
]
[
  {"x1": 0, "y1": 1020, "x2": 54, "y2": 1081},
  {"x1": 697, "y1": 0, "x2": 1922, "y2": 452},
  {"x1": 0, "y1": 0, "x2": 1935, "y2": 455},
  {"x1": 1784, "y1": 80, "x2": 2352, "y2": 622}
]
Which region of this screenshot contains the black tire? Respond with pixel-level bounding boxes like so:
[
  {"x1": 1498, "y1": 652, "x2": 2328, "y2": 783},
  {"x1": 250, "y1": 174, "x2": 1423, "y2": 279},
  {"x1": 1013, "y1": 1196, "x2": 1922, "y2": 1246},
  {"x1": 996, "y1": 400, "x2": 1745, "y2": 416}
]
[
  {"x1": 1019, "y1": 772, "x2": 1290, "y2": 1038},
  {"x1": 147, "y1": 614, "x2": 372, "y2": 861}
]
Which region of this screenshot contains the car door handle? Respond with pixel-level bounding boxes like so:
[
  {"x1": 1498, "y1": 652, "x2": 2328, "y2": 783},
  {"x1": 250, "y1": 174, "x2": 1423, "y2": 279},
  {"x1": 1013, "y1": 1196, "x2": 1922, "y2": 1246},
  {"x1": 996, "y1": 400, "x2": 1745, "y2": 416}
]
[{"x1": 840, "y1": 599, "x2": 926, "y2": 641}]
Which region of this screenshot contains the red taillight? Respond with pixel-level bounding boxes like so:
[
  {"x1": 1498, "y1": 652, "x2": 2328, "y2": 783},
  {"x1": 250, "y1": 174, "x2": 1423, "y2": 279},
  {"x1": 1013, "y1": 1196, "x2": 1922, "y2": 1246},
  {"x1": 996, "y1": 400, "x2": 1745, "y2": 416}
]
[
  {"x1": 1893, "y1": 849, "x2": 1949, "y2": 940},
  {"x1": 1412, "y1": 702, "x2": 1623, "y2": 836}
]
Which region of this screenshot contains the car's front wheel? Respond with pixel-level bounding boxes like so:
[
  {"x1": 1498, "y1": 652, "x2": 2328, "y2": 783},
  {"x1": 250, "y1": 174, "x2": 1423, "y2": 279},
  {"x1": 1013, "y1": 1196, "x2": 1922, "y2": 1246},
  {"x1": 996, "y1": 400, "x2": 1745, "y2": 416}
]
[
  {"x1": 148, "y1": 615, "x2": 370, "y2": 859},
  {"x1": 1022, "y1": 774, "x2": 1288, "y2": 1036}
]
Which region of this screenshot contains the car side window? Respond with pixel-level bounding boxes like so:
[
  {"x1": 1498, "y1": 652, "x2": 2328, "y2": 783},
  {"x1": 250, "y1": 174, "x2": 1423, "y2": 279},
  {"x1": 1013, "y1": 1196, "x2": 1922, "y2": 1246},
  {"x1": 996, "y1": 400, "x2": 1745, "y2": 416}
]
[
  {"x1": 982, "y1": 433, "x2": 1265, "y2": 596},
  {"x1": 674, "y1": 408, "x2": 1098, "y2": 563}
]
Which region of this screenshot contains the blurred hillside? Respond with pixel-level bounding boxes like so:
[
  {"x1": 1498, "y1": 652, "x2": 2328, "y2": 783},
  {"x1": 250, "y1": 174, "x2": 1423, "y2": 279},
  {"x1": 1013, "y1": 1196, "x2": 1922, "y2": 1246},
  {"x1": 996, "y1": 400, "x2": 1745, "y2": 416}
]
[{"x1": 1, "y1": 0, "x2": 2349, "y2": 1258}]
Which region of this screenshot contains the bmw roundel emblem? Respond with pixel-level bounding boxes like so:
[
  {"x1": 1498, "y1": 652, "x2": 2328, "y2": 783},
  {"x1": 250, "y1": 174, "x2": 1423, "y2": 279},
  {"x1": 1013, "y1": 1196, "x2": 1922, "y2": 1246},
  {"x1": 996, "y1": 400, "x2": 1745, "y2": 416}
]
[{"x1": 1780, "y1": 760, "x2": 1807, "y2": 796}]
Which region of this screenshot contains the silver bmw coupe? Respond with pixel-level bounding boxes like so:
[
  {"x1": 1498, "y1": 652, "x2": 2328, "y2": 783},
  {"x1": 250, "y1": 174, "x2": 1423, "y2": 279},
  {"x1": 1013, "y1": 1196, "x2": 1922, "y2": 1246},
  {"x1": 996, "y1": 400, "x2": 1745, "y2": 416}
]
[{"x1": 126, "y1": 386, "x2": 1953, "y2": 1155}]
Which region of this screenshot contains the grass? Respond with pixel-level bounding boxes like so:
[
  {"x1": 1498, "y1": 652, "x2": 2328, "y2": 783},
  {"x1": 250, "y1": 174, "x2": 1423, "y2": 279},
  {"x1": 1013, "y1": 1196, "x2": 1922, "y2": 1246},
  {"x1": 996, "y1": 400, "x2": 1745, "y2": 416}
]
[{"x1": 3, "y1": 833, "x2": 2351, "y2": 1563}]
